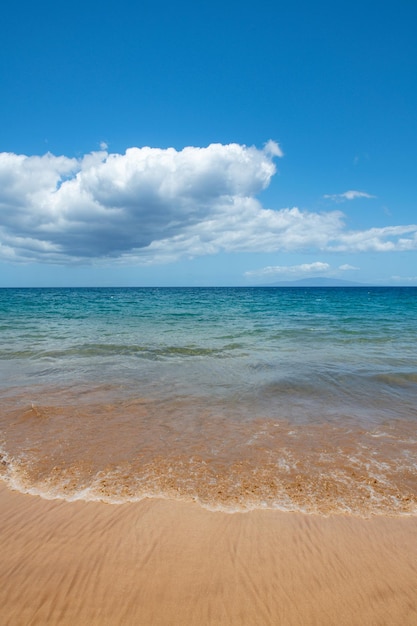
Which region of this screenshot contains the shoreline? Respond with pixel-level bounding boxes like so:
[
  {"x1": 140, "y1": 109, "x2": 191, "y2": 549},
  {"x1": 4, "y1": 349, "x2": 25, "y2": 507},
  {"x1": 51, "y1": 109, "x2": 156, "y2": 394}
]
[{"x1": 1, "y1": 483, "x2": 416, "y2": 625}]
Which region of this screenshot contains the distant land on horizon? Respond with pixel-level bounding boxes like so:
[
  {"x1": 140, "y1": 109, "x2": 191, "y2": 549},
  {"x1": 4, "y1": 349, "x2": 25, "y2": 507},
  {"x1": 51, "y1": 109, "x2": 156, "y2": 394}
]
[{"x1": 263, "y1": 277, "x2": 368, "y2": 287}]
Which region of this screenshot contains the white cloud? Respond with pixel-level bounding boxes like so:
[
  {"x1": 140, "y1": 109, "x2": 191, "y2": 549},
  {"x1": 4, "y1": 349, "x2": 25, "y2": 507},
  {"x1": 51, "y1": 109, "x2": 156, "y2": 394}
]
[
  {"x1": 339, "y1": 264, "x2": 359, "y2": 271},
  {"x1": 329, "y1": 225, "x2": 417, "y2": 252},
  {"x1": 130, "y1": 206, "x2": 417, "y2": 265},
  {"x1": 0, "y1": 143, "x2": 416, "y2": 266},
  {"x1": 390, "y1": 275, "x2": 417, "y2": 283},
  {"x1": 0, "y1": 143, "x2": 280, "y2": 263},
  {"x1": 323, "y1": 190, "x2": 375, "y2": 202},
  {"x1": 263, "y1": 139, "x2": 284, "y2": 157},
  {"x1": 245, "y1": 261, "x2": 330, "y2": 279}
]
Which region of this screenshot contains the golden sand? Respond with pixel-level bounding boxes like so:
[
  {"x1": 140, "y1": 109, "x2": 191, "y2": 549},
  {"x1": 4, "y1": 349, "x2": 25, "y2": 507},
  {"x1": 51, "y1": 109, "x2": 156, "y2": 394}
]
[{"x1": 0, "y1": 483, "x2": 416, "y2": 625}]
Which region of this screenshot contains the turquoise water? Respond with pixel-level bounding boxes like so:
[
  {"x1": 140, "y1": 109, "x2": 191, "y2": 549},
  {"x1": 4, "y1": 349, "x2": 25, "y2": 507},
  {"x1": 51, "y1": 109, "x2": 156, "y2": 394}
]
[{"x1": 1, "y1": 287, "x2": 416, "y2": 515}]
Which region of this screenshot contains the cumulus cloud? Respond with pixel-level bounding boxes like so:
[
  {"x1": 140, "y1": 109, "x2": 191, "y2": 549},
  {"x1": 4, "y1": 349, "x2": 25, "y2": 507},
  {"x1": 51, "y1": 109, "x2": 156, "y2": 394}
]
[
  {"x1": 0, "y1": 143, "x2": 416, "y2": 265},
  {"x1": 323, "y1": 190, "x2": 375, "y2": 202},
  {"x1": 245, "y1": 262, "x2": 330, "y2": 279},
  {"x1": 0, "y1": 143, "x2": 280, "y2": 263}
]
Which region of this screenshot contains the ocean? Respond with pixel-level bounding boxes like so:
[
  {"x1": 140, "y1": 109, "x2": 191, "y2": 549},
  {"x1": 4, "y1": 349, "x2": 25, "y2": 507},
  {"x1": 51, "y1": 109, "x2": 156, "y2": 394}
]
[{"x1": 0, "y1": 286, "x2": 416, "y2": 516}]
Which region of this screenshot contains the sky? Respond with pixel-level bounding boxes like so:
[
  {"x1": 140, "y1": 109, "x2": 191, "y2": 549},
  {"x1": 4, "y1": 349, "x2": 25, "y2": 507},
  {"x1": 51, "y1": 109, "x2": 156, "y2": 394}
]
[{"x1": 0, "y1": 0, "x2": 416, "y2": 287}]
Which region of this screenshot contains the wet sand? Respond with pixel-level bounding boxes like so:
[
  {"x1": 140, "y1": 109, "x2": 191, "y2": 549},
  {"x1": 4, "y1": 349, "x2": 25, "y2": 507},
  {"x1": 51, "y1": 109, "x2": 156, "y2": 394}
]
[{"x1": 1, "y1": 483, "x2": 416, "y2": 625}]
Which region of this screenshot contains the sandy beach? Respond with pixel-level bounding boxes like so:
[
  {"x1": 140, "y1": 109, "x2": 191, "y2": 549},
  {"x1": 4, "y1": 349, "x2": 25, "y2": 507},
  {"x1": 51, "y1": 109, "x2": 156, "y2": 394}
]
[{"x1": 1, "y1": 483, "x2": 416, "y2": 625}]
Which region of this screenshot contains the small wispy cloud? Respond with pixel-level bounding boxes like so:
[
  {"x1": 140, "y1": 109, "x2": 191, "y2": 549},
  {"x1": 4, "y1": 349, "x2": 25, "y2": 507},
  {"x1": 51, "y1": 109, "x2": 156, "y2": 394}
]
[
  {"x1": 339, "y1": 264, "x2": 359, "y2": 271},
  {"x1": 245, "y1": 262, "x2": 330, "y2": 278},
  {"x1": 390, "y1": 275, "x2": 417, "y2": 283},
  {"x1": 324, "y1": 190, "x2": 376, "y2": 202},
  {"x1": 264, "y1": 139, "x2": 284, "y2": 157}
]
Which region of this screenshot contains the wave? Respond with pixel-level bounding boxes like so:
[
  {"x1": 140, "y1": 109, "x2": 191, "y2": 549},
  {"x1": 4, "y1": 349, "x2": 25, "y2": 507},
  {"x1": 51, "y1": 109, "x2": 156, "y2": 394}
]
[
  {"x1": 1, "y1": 400, "x2": 416, "y2": 517},
  {"x1": 0, "y1": 342, "x2": 247, "y2": 361}
]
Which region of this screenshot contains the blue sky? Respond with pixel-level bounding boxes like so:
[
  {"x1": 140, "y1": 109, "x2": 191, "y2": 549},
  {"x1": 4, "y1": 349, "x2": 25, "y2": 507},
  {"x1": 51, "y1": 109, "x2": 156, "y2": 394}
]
[{"x1": 1, "y1": 0, "x2": 416, "y2": 286}]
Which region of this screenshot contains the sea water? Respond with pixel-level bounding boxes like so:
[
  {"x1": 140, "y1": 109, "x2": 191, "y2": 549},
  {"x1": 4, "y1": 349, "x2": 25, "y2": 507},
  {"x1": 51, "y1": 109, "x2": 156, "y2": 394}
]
[{"x1": 0, "y1": 287, "x2": 416, "y2": 515}]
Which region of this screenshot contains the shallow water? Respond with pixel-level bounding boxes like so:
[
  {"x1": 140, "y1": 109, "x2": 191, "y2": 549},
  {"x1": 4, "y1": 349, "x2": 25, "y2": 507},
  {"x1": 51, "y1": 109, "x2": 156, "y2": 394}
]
[{"x1": 1, "y1": 287, "x2": 416, "y2": 515}]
